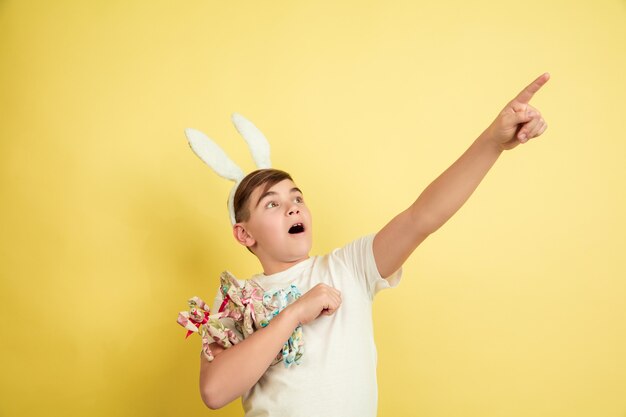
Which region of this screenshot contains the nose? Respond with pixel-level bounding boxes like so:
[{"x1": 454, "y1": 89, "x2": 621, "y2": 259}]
[{"x1": 287, "y1": 205, "x2": 300, "y2": 216}]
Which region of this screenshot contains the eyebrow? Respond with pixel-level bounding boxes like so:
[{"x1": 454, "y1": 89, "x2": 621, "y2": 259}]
[{"x1": 255, "y1": 187, "x2": 303, "y2": 208}]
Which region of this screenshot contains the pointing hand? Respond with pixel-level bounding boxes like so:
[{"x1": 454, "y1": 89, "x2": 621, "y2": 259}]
[{"x1": 487, "y1": 73, "x2": 550, "y2": 151}]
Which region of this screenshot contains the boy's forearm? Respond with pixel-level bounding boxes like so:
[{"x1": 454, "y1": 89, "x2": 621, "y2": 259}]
[
  {"x1": 199, "y1": 307, "x2": 300, "y2": 409},
  {"x1": 409, "y1": 130, "x2": 502, "y2": 235}
]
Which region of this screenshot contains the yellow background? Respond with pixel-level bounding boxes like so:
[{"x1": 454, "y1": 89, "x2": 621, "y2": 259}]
[{"x1": 1, "y1": 0, "x2": 625, "y2": 416}]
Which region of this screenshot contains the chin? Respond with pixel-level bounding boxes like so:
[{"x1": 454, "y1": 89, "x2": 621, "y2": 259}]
[
  {"x1": 290, "y1": 246, "x2": 311, "y2": 259},
  {"x1": 288, "y1": 243, "x2": 311, "y2": 261}
]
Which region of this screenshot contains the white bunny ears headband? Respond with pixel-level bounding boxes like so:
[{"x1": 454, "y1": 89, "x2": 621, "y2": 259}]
[{"x1": 185, "y1": 113, "x2": 272, "y2": 225}]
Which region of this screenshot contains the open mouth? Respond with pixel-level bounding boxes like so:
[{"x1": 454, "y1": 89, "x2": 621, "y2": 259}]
[{"x1": 288, "y1": 223, "x2": 305, "y2": 234}]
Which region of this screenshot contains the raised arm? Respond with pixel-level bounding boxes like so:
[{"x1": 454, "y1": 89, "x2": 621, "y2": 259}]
[{"x1": 373, "y1": 73, "x2": 550, "y2": 278}]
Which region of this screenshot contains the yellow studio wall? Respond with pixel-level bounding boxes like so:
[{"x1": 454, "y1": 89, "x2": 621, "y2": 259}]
[{"x1": 1, "y1": 0, "x2": 625, "y2": 416}]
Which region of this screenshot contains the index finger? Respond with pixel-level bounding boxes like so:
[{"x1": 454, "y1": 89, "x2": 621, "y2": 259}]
[{"x1": 513, "y1": 72, "x2": 550, "y2": 105}]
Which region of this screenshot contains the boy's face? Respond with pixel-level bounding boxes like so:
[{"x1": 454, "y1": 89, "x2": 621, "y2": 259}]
[{"x1": 238, "y1": 178, "x2": 312, "y2": 266}]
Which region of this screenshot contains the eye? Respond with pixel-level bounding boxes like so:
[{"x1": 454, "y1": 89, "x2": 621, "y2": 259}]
[
  {"x1": 294, "y1": 196, "x2": 304, "y2": 204},
  {"x1": 265, "y1": 201, "x2": 279, "y2": 209}
]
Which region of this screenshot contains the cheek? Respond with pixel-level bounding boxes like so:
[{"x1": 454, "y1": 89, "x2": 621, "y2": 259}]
[{"x1": 255, "y1": 215, "x2": 282, "y2": 235}]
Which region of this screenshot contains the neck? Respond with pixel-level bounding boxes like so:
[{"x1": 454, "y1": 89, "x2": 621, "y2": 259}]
[{"x1": 258, "y1": 255, "x2": 310, "y2": 276}]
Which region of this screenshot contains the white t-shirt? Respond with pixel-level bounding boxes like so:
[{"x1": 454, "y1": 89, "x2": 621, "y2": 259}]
[{"x1": 211, "y1": 234, "x2": 401, "y2": 417}]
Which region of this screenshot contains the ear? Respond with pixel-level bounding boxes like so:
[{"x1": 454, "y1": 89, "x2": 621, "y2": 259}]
[{"x1": 233, "y1": 224, "x2": 256, "y2": 248}]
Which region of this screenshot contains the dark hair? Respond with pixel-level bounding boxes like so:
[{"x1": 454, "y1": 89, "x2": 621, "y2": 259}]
[{"x1": 233, "y1": 169, "x2": 293, "y2": 223}]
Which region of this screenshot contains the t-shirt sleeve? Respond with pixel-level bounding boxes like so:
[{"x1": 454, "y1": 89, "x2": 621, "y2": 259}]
[{"x1": 330, "y1": 233, "x2": 402, "y2": 300}]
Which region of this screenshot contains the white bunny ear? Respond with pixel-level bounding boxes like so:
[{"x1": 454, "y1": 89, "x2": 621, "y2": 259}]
[
  {"x1": 185, "y1": 128, "x2": 245, "y2": 182},
  {"x1": 231, "y1": 113, "x2": 272, "y2": 169}
]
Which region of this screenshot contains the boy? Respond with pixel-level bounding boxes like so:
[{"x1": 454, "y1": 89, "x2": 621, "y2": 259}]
[{"x1": 191, "y1": 73, "x2": 549, "y2": 415}]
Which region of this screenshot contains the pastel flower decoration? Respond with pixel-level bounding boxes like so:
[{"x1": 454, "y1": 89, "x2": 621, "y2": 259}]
[
  {"x1": 176, "y1": 271, "x2": 305, "y2": 367},
  {"x1": 177, "y1": 296, "x2": 210, "y2": 338}
]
